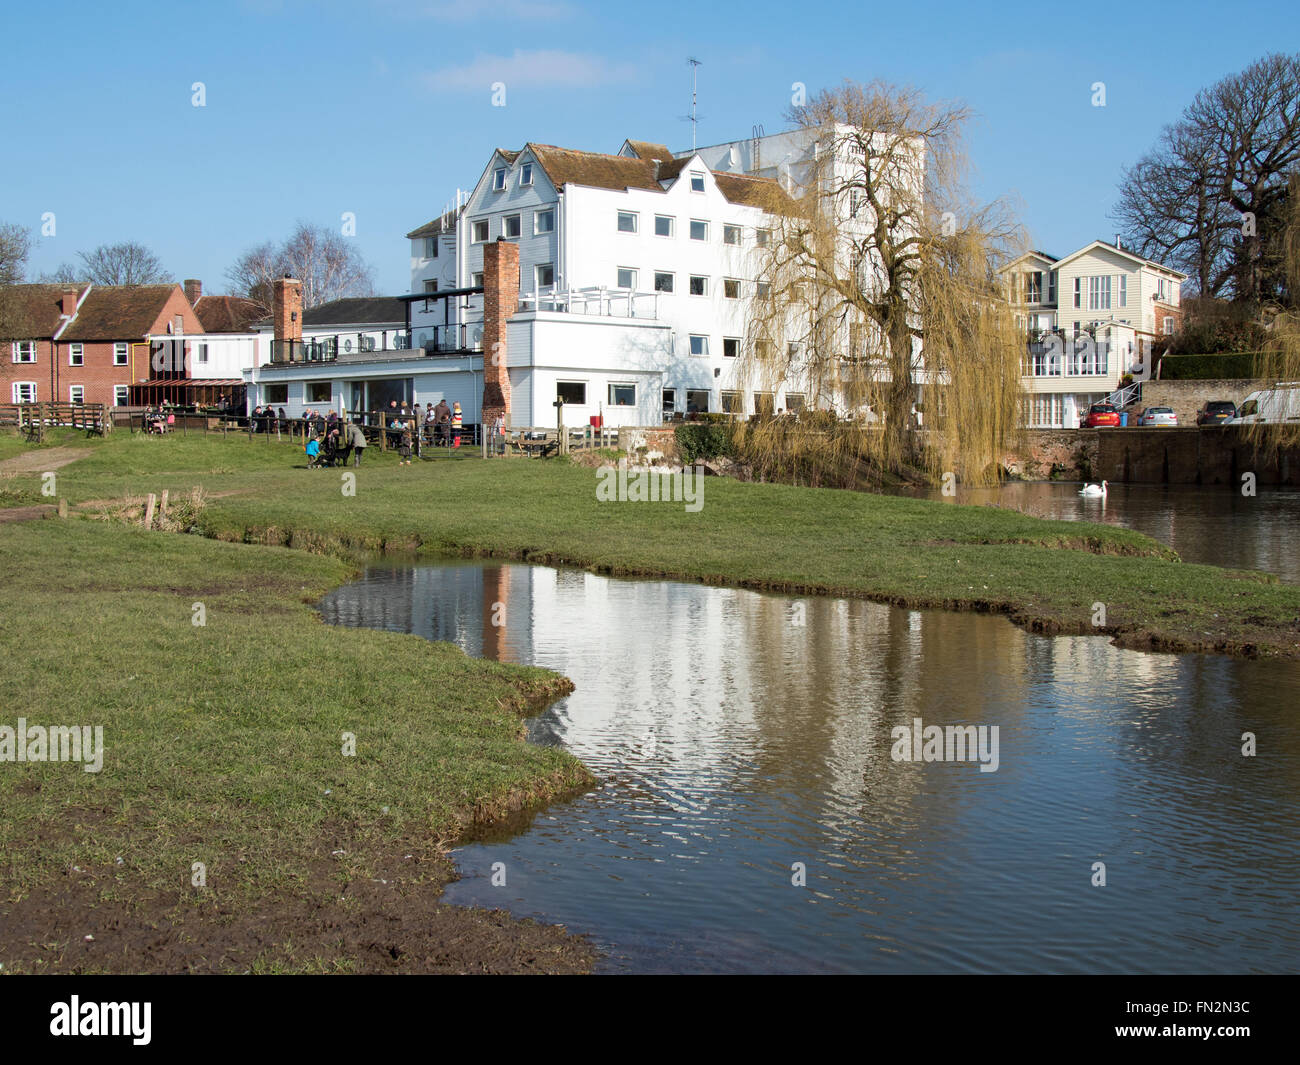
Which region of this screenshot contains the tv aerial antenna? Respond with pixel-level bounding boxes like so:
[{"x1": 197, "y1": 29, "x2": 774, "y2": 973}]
[{"x1": 681, "y1": 58, "x2": 703, "y2": 151}]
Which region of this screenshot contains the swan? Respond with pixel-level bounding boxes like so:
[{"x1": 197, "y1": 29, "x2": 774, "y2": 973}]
[{"x1": 1079, "y1": 480, "x2": 1108, "y2": 497}]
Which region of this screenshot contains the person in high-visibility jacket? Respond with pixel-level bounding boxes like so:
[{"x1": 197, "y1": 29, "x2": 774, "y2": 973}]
[{"x1": 451, "y1": 402, "x2": 463, "y2": 448}]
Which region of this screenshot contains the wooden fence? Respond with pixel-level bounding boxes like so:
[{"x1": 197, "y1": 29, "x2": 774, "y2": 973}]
[{"x1": 0, "y1": 402, "x2": 110, "y2": 441}]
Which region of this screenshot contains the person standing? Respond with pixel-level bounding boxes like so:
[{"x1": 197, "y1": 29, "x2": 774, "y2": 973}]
[
  {"x1": 451, "y1": 401, "x2": 463, "y2": 449},
  {"x1": 347, "y1": 420, "x2": 367, "y2": 466},
  {"x1": 399, "y1": 423, "x2": 413, "y2": 466},
  {"x1": 432, "y1": 398, "x2": 450, "y2": 447},
  {"x1": 412, "y1": 403, "x2": 424, "y2": 458}
]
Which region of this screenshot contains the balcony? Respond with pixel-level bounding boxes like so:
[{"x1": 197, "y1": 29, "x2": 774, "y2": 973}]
[
  {"x1": 269, "y1": 328, "x2": 479, "y2": 366},
  {"x1": 516, "y1": 286, "x2": 661, "y2": 320}
]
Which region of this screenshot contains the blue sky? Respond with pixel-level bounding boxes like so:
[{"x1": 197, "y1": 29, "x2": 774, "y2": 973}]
[{"x1": 1, "y1": 0, "x2": 1295, "y2": 295}]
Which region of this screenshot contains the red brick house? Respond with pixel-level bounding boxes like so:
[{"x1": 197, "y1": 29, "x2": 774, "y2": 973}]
[{"x1": 1, "y1": 283, "x2": 203, "y2": 407}]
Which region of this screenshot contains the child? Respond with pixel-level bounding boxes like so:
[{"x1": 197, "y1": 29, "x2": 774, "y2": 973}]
[
  {"x1": 305, "y1": 436, "x2": 321, "y2": 468},
  {"x1": 399, "y1": 425, "x2": 412, "y2": 466}
]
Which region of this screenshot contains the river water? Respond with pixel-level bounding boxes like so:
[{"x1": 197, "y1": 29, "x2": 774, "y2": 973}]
[{"x1": 320, "y1": 547, "x2": 1300, "y2": 973}]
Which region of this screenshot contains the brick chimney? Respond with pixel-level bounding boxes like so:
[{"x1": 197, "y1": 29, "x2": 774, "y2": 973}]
[
  {"x1": 184, "y1": 279, "x2": 202, "y2": 305},
  {"x1": 272, "y1": 276, "x2": 303, "y2": 343},
  {"x1": 481, "y1": 239, "x2": 518, "y2": 425},
  {"x1": 61, "y1": 290, "x2": 79, "y2": 317}
]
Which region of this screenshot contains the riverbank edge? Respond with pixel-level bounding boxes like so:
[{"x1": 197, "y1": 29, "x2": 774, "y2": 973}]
[{"x1": 200, "y1": 517, "x2": 1295, "y2": 661}]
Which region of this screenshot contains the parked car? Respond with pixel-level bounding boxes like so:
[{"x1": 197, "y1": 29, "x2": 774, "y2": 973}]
[
  {"x1": 1081, "y1": 403, "x2": 1121, "y2": 428},
  {"x1": 1196, "y1": 400, "x2": 1237, "y2": 426},
  {"x1": 1227, "y1": 386, "x2": 1300, "y2": 426},
  {"x1": 1137, "y1": 406, "x2": 1178, "y2": 427}
]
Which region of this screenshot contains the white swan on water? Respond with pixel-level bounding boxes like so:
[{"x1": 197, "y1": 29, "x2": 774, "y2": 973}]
[{"x1": 1079, "y1": 480, "x2": 1108, "y2": 497}]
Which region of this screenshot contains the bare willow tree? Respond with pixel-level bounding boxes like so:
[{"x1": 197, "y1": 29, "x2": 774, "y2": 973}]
[
  {"x1": 226, "y1": 221, "x2": 375, "y2": 311},
  {"x1": 0, "y1": 221, "x2": 33, "y2": 339},
  {"x1": 1249, "y1": 172, "x2": 1300, "y2": 448},
  {"x1": 736, "y1": 80, "x2": 1024, "y2": 485}
]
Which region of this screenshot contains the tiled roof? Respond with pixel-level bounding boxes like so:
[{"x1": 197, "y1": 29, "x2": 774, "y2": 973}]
[
  {"x1": 624, "y1": 140, "x2": 672, "y2": 161},
  {"x1": 406, "y1": 205, "x2": 463, "y2": 240},
  {"x1": 63, "y1": 285, "x2": 177, "y2": 340},
  {"x1": 301, "y1": 296, "x2": 406, "y2": 326},
  {"x1": 712, "y1": 171, "x2": 793, "y2": 210},
  {"x1": 194, "y1": 294, "x2": 265, "y2": 333},
  {"x1": 0, "y1": 283, "x2": 83, "y2": 339}
]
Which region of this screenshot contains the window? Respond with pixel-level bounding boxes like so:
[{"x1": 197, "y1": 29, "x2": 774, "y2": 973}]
[
  {"x1": 113, "y1": 342, "x2": 128, "y2": 366},
  {"x1": 197, "y1": 342, "x2": 209, "y2": 365},
  {"x1": 12, "y1": 340, "x2": 36, "y2": 363},
  {"x1": 113, "y1": 385, "x2": 128, "y2": 407},
  {"x1": 686, "y1": 389, "x2": 709, "y2": 414},
  {"x1": 690, "y1": 171, "x2": 706, "y2": 193},
  {"x1": 1157, "y1": 278, "x2": 1168, "y2": 301},
  {"x1": 689, "y1": 334, "x2": 709, "y2": 356},
  {"x1": 1087, "y1": 275, "x2": 1111, "y2": 310},
  {"x1": 690, "y1": 219, "x2": 708, "y2": 241},
  {"x1": 662, "y1": 388, "x2": 676, "y2": 415},
  {"x1": 472, "y1": 271, "x2": 485, "y2": 288},
  {"x1": 723, "y1": 337, "x2": 740, "y2": 358},
  {"x1": 756, "y1": 281, "x2": 770, "y2": 299},
  {"x1": 425, "y1": 279, "x2": 439, "y2": 294},
  {"x1": 654, "y1": 271, "x2": 674, "y2": 293},
  {"x1": 723, "y1": 278, "x2": 740, "y2": 299},
  {"x1": 617, "y1": 211, "x2": 638, "y2": 233},
  {"x1": 720, "y1": 390, "x2": 743, "y2": 413},
  {"x1": 534, "y1": 209, "x2": 555, "y2": 235},
  {"x1": 308, "y1": 382, "x2": 332, "y2": 403},
  {"x1": 492, "y1": 168, "x2": 506, "y2": 191},
  {"x1": 1119, "y1": 275, "x2": 1127, "y2": 307},
  {"x1": 1025, "y1": 271, "x2": 1042, "y2": 303},
  {"x1": 520, "y1": 162, "x2": 533, "y2": 186},
  {"x1": 557, "y1": 381, "x2": 586, "y2": 405},
  {"x1": 1073, "y1": 277, "x2": 1082, "y2": 309},
  {"x1": 755, "y1": 228, "x2": 770, "y2": 246},
  {"x1": 1048, "y1": 272, "x2": 1056, "y2": 304},
  {"x1": 785, "y1": 393, "x2": 806, "y2": 413},
  {"x1": 472, "y1": 219, "x2": 489, "y2": 243},
  {"x1": 654, "y1": 215, "x2": 674, "y2": 237},
  {"x1": 1163, "y1": 316, "x2": 1175, "y2": 334},
  {"x1": 608, "y1": 383, "x2": 635, "y2": 406},
  {"x1": 689, "y1": 275, "x2": 708, "y2": 296},
  {"x1": 617, "y1": 267, "x2": 637, "y2": 290},
  {"x1": 12, "y1": 382, "x2": 36, "y2": 403},
  {"x1": 425, "y1": 237, "x2": 438, "y2": 258},
  {"x1": 69, "y1": 343, "x2": 84, "y2": 366},
  {"x1": 755, "y1": 392, "x2": 775, "y2": 416},
  {"x1": 503, "y1": 214, "x2": 521, "y2": 239},
  {"x1": 723, "y1": 224, "x2": 742, "y2": 246},
  {"x1": 535, "y1": 263, "x2": 555, "y2": 289},
  {"x1": 264, "y1": 383, "x2": 288, "y2": 404}
]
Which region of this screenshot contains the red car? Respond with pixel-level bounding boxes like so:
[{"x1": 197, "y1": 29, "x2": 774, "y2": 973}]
[{"x1": 1081, "y1": 402, "x2": 1121, "y2": 428}]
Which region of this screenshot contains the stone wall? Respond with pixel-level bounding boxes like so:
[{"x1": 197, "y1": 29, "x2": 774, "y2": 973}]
[
  {"x1": 1003, "y1": 429, "x2": 1098, "y2": 480},
  {"x1": 1137, "y1": 378, "x2": 1266, "y2": 424},
  {"x1": 1095, "y1": 426, "x2": 1300, "y2": 486}
]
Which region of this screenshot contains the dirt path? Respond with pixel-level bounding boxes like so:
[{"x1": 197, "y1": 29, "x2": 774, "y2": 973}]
[{"x1": 0, "y1": 446, "x2": 93, "y2": 474}]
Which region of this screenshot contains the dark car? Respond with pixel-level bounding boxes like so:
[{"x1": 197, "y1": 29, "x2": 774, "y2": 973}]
[
  {"x1": 1196, "y1": 400, "x2": 1237, "y2": 426},
  {"x1": 1081, "y1": 402, "x2": 1121, "y2": 428}
]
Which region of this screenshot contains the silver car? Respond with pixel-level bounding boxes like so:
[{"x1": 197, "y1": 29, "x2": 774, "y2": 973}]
[{"x1": 1137, "y1": 406, "x2": 1178, "y2": 426}]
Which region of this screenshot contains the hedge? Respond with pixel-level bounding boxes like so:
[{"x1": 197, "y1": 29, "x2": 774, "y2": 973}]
[
  {"x1": 674, "y1": 422, "x2": 733, "y2": 463},
  {"x1": 1158, "y1": 352, "x2": 1263, "y2": 380}
]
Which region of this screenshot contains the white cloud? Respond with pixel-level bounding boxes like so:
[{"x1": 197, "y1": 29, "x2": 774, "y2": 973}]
[{"x1": 424, "y1": 49, "x2": 640, "y2": 91}]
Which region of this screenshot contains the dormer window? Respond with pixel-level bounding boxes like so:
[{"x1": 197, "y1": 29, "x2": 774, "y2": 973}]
[
  {"x1": 520, "y1": 163, "x2": 533, "y2": 186},
  {"x1": 493, "y1": 168, "x2": 506, "y2": 192},
  {"x1": 690, "y1": 171, "x2": 706, "y2": 193},
  {"x1": 424, "y1": 237, "x2": 437, "y2": 258}
]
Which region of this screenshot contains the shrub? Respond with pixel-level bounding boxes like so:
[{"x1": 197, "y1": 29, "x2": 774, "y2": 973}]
[
  {"x1": 1158, "y1": 352, "x2": 1263, "y2": 379},
  {"x1": 675, "y1": 423, "x2": 733, "y2": 464}
]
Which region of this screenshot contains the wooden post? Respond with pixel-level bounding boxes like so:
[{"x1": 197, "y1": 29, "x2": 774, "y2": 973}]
[
  {"x1": 160, "y1": 490, "x2": 169, "y2": 519},
  {"x1": 379, "y1": 412, "x2": 387, "y2": 451},
  {"x1": 58, "y1": 498, "x2": 68, "y2": 519},
  {"x1": 144, "y1": 493, "x2": 156, "y2": 528}
]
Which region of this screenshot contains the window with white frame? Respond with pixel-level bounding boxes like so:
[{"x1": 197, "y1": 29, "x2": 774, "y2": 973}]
[
  {"x1": 535, "y1": 263, "x2": 555, "y2": 289},
  {"x1": 617, "y1": 267, "x2": 637, "y2": 290},
  {"x1": 654, "y1": 215, "x2": 674, "y2": 237},
  {"x1": 12, "y1": 382, "x2": 36, "y2": 403},
  {"x1": 756, "y1": 281, "x2": 770, "y2": 299},
  {"x1": 617, "y1": 211, "x2": 638, "y2": 233},
  {"x1": 472, "y1": 219, "x2": 489, "y2": 243},
  {"x1": 689, "y1": 275, "x2": 708, "y2": 296},
  {"x1": 720, "y1": 390, "x2": 743, "y2": 413},
  {"x1": 503, "y1": 214, "x2": 521, "y2": 239},
  {"x1": 425, "y1": 237, "x2": 438, "y2": 258},
  {"x1": 520, "y1": 162, "x2": 533, "y2": 186},
  {"x1": 608, "y1": 383, "x2": 635, "y2": 406},
  {"x1": 69, "y1": 342, "x2": 84, "y2": 366},
  {"x1": 685, "y1": 389, "x2": 709, "y2": 413},
  {"x1": 689, "y1": 219, "x2": 708, "y2": 241},
  {"x1": 654, "y1": 271, "x2": 674, "y2": 293},
  {"x1": 1119, "y1": 275, "x2": 1127, "y2": 307},
  {"x1": 1025, "y1": 271, "x2": 1042, "y2": 303},
  {"x1": 723, "y1": 278, "x2": 740, "y2": 299},
  {"x1": 113, "y1": 342, "x2": 128, "y2": 366},
  {"x1": 534, "y1": 209, "x2": 555, "y2": 235},
  {"x1": 557, "y1": 380, "x2": 586, "y2": 405},
  {"x1": 1163, "y1": 316, "x2": 1174, "y2": 334},
  {"x1": 493, "y1": 168, "x2": 506, "y2": 191},
  {"x1": 12, "y1": 340, "x2": 36, "y2": 363},
  {"x1": 1048, "y1": 272, "x2": 1057, "y2": 303},
  {"x1": 1073, "y1": 277, "x2": 1082, "y2": 309},
  {"x1": 755, "y1": 228, "x2": 770, "y2": 246},
  {"x1": 689, "y1": 334, "x2": 709, "y2": 356},
  {"x1": 785, "y1": 393, "x2": 806, "y2": 413},
  {"x1": 472, "y1": 272, "x2": 485, "y2": 287},
  {"x1": 114, "y1": 385, "x2": 128, "y2": 406},
  {"x1": 69, "y1": 385, "x2": 85, "y2": 404},
  {"x1": 723, "y1": 224, "x2": 741, "y2": 245},
  {"x1": 425, "y1": 279, "x2": 439, "y2": 294},
  {"x1": 1157, "y1": 277, "x2": 1169, "y2": 301},
  {"x1": 723, "y1": 337, "x2": 740, "y2": 358},
  {"x1": 690, "y1": 171, "x2": 706, "y2": 193},
  {"x1": 1088, "y1": 275, "x2": 1111, "y2": 310}
]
